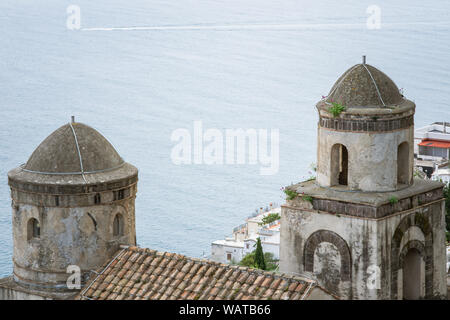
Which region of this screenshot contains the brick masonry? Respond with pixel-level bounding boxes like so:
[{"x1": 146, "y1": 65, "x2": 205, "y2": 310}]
[
  {"x1": 319, "y1": 115, "x2": 413, "y2": 132},
  {"x1": 310, "y1": 187, "x2": 443, "y2": 219}
]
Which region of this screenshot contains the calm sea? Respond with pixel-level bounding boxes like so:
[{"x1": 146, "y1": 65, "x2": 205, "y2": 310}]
[{"x1": 0, "y1": 0, "x2": 449, "y2": 276}]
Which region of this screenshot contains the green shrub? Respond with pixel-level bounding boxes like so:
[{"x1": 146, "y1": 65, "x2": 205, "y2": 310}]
[
  {"x1": 283, "y1": 189, "x2": 298, "y2": 200},
  {"x1": 329, "y1": 102, "x2": 346, "y2": 117},
  {"x1": 389, "y1": 196, "x2": 398, "y2": 205}
]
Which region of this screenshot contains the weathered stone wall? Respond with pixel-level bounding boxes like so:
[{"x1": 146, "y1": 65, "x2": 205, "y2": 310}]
[
  {"x1": 279, "y1": 197, "x2": 447, "y2": 300},
  {"x1": 0, "y1": 286, "x2": 50, "y2": 300},
  {"x1": 9, "y1": 182, "x2": 137, "y2": 291},
  {"x1": 377, "y1": 200, "x2": 447, "y2": 299},
  {"x1": 0, "y1": 276, "x2": 77, "y2": 300},
  {"x1": 316, "y1": 126, "x2": 414, "y2": 191},
  {"x1": 280, "y1": 204, "x2": 378, "y2": 299}
]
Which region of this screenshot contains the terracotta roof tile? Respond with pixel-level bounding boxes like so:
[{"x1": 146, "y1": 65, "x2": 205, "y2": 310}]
[
  {"x1": 78, "y1": 246, "x2": 330, "y2": 300},
  {"x1": 245, "y1": 274, "x2": 257, "y2": 284},
  {"x1": 272, "y1": 289, "x2": 283, "y2": 300},
  {"x1": 254, "y1": 275, "x2": 265, "y2": 287},
  {"x1": 288, "y1": 281, "x2": 298, "y2": 292},
  {"x1": 235, "y1": 292, "x2": 244, "y2": 300},
  {"x1": 246, "y1": 284, "x2": 258, "y2": 295},
  {"x1": 115, "y1": 278, "x2": 125, "y2": 287},
  {"x1": 261, "y1": 277, "x2": 273, "y2": 288},
  {"x1": 295, "y1": 283, "x2": 305, "y2": 293},
  {"x1": 270, "y1": 277, "x2": 282, "y2": 290},
  {"x1": 108, "y1": 293, "x2": 118, "y2": 300}
]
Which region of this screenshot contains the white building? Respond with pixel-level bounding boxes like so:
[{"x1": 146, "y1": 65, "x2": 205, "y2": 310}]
[
  {"x1": 414, "y1": 122, "x2": 450, "y2": 160},
  {"x1": 210, "y1": 239, "x2": 244, "y2": 264},
  {"x1": 414, "y1": 122, "x2": 450, "y2": 180},
  {"x1": 432, "y1": 167, "x2": 450, "y2": 184},
  {"x1": 210, "y1": 205, "x2": 281, "y2": 264}
]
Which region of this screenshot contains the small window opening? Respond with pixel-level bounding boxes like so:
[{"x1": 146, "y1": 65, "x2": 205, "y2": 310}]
[
  {"x1": 27, "y1": 218, "x2": 40, "y2": 240},
  {"x1": 113, "y1": 214, "x2": 124, "y2": 237},
  {"x1": 94, "y1": 193, "x2": 101, "y2": 204},
  {"x1": 55, "y1": 195, "x2": 59, "y2": 207},
  {"x1": 331, "y1": 144, "x2": 348, "y2": 186},
  {"x1": 114, "y1": 189, "x2": 125, "y2": 201}
]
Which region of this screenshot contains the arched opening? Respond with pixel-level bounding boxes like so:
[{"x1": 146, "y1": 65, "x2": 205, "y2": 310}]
[
  {"x1": 27, "y1": 218, "x2": 40, "y2": 240},
  {"x1": 397, "y1": 142, "x2": 409, "y2": 185},
  {"x1": 113, "y1": 214, "x2": 124, "y2": 237},
  {"x1": 402, "y1": 248, "x2": 421, "y2": 300},
  {"x1": 330, "y1": 144, "x2": 348, "y2": 186}
]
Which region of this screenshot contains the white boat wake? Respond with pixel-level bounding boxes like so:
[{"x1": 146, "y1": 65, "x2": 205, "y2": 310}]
[{"x1": 81, "y1": 21, "x2": 450, "y2": 32}]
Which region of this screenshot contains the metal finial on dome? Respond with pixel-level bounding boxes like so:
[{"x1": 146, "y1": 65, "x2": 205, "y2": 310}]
[
  {"x1": 71, "y1": 115, "x2": 75, "y2": 123},
  {"x1": 362, "y1": 55, "x2": 366, "y2": 65}
]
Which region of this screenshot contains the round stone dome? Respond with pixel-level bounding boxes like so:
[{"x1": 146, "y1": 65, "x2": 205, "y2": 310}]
[
  {"x1": 24, "y1": 122, "x2": 124, "y2": 174},
  {"x1": 326, "y1": 63, "x2": 403, "y2": 108}
]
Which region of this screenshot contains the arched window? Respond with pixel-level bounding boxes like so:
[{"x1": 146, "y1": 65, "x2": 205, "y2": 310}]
[
  {"x1": 113, "y1": 214, "x2": 124, "y2": 237},
  {"x1": 27, "y1": 218, "x2": 40, "y2": 240},
  {"x1": 397, "y1": 142, "x2": 409, "y2": 185},
  {"x1": 330, "y1": 144, "x2": 348, "y2": 186}
]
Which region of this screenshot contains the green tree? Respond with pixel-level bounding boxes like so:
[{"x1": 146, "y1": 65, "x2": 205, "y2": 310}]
[
  {"x1": 263, "y1": 252, "x2": 279, "y2": 271},
  {"x1": 254, "y1": 238, "x2": 266, "y2": 270},
  {"x1": 239, "y1": 251, "x2": 279, "y2": 271},
  {"x1": 259, "y1": 213, "x2": 281, "y2": 226},
  {"x1": 239, "y1": 252, "x2": 256, "y2": 268}
]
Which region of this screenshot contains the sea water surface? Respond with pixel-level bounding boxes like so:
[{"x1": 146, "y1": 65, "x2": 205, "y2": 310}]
[{"x1": 0, "y1": 0, "x2": 449, "y2": 276}]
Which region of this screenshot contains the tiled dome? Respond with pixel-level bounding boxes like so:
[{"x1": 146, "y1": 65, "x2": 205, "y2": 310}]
[
  {"x1": 24, "y1": 122, "x2": 124, "y2": 174},
  {"x1": 326, "y1": 63, "x2": 403, "y2": 108}
]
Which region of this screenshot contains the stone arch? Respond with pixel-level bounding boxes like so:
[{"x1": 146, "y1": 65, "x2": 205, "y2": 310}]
[
  {"x1": 399, "y1": 240, "x2": 425, "y2": 267},
  {"x1": 304, "y1": 230, "x2": 351, "y2": 281},
  {"x1": 330, "y1": 144, "x2": 348, "y2": 186},
  {"x1": 391, "y1": 213, "x2": 433, "y2": 299}
]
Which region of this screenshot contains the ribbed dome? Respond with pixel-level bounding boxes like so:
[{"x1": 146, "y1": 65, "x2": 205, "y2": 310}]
[
  {"x1": 24, "y1": 122, "x2": 124, "y2": 174},
  {"x1": 326, "y1": 63, "x2": 403, "y2": 108}
]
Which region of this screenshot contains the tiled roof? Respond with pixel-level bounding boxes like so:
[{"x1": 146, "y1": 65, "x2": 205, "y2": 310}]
[{"x1": 77, "y1": 246, "x2": 334, "y2": 300}]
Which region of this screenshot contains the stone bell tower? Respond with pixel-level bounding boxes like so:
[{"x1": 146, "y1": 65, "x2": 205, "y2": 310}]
[
  {"x1": 1, "y1": 118, "x2": 138, "y2": 299},
  {"x1": 280, "y1": 58, "x2": 447, "y2": 299}
]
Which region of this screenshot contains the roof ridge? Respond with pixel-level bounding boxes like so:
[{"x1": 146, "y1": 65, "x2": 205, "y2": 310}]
[{"x1": 119, "y1": 245, "x2": 318, "y2": 283}]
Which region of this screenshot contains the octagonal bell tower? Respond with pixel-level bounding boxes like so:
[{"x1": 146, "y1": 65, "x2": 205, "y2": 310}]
[
  {"x1": 6, "y1": 119, "x2": 138, "y2": 298},
  {"x1": 280, "y1": 58, "x2": 447, "y2": 300}
]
